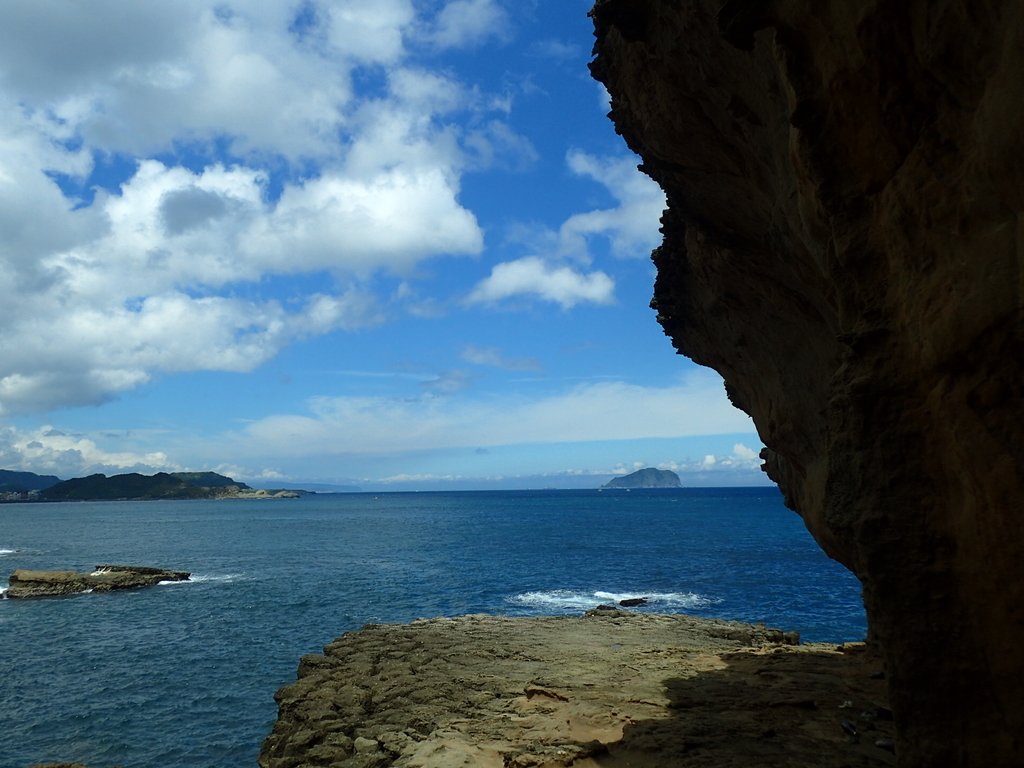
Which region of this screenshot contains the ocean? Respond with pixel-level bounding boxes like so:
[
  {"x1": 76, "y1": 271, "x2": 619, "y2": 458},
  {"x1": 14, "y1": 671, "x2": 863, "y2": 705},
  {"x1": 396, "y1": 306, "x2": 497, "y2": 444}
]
[{"x1": 0, "y1": 487, "x2": 865, "y2": 768}]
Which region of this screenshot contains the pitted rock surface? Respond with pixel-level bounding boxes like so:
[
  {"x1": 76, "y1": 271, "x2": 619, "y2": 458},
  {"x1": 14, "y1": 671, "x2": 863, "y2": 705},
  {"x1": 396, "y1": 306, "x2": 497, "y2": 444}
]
[{"x1": 261, "y1": 612, "x2": 891, "y2": 768}]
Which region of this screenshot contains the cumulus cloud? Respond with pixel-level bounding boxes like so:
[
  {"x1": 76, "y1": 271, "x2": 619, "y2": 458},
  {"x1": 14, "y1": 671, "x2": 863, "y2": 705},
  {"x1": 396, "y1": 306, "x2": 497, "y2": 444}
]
[
  {"x1": 675, "y1": 443, "x2": 764, "y2": 475},
  {"x1": 0, "y1": 1, "x2": 669, "y2": 429},
  {"x1": 466, "y1": 256, "x2": 614, "y2": 308},
  {"x1": 0, "y1": 2, "x2": 359, "y2": 160},
  {"x1": 325, "y1": 0, "x2": 415, "y2": 65},
  {"x1": 733, "y1": 442, "x2": 760, "y2": 461},
  {"x1": 424, "y1": 0, "x2": 509, "y2": 49},
  {"x1": 0, "y1": 1, "x2": 516, "y2": 416},
  {"x1": 0, "y1": 425, "x2": 178, "y2": 478},
  {"x1": 559, "y1": 151, "x2": 665, "y2": 260},
  {"x1": 244, "y1": 167, "x2": 484, "y2": 276},
  {"x1": 463, "y1": 150, "x2": 661, "y2": 309}
]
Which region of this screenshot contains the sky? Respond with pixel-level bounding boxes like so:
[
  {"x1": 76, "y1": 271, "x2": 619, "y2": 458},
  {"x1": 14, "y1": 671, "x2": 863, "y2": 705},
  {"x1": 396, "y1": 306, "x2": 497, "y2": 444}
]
[{"x1": 0, "y1": 0, "x2": 770, "y2": 491}]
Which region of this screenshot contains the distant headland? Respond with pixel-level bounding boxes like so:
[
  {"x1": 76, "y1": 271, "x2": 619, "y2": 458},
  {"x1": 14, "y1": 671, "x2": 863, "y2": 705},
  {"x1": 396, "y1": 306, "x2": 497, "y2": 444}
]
[
  {"x1": 0, "y1": 469, "x2": 305, "y2": 502},
  {"x1": 601, "y1": 467, "x2": 681, "y2": 489}
]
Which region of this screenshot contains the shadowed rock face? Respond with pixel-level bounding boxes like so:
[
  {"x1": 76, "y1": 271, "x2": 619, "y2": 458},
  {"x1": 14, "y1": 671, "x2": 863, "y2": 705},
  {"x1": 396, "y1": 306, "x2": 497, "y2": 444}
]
[{"x1": 590, "y1": 1, "x2": 1023, "y2": 765}]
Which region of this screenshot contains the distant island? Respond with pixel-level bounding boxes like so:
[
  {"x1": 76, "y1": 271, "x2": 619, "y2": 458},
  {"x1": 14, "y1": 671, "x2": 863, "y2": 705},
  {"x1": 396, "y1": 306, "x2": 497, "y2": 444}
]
[
  {"x1": 0, "y1": 469, "x2": 304, "y2": 502},
  {"x1": 0, "y1": 469, "x2": 62, "y2": 494},
  {"x1": 602, "y1": 468, "x2": 681, "y2": 489}
]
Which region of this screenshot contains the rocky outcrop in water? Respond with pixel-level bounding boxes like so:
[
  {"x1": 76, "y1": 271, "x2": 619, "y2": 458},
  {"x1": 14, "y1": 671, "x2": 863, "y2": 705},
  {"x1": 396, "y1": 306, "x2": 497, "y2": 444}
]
[
  {"x1": 261, "y1": 612, "x2": 891, "y2": 768},
  {"x1": 590, "y1": 1, "x2": 1023, "y2": 765},
  {"x1": 602, "y1": 467, "x2": 681, "y2": 488},
  {"x1": 6, "y1": 565, "x2": 190, "y2": 598}
]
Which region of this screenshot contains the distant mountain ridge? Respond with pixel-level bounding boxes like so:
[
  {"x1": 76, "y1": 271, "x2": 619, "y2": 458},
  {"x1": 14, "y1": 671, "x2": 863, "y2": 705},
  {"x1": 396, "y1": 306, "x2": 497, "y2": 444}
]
[
  {"x1": 0, "y1": 469, "x2": 310, "y2": 502},
  {"x1": 40, "y1": 471, "x2": 253, "y2": 501},
  {"x1": 602, "y1": 468, "x2": 681, "y2": 489},
  {"x1": 0, "y1": 469, "x2": 61, "y2": 493}
]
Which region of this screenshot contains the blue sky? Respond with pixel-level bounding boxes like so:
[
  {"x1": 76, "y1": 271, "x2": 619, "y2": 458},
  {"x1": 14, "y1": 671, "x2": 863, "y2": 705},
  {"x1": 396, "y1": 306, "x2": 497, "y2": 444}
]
[{"x1": 0, "y1": 0, "x2": 768, "y2": 490}]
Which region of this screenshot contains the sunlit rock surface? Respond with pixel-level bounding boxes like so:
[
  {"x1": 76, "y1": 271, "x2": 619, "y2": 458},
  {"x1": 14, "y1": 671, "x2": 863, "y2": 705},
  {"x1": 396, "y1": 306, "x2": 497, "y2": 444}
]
[
  {"x1": 261, "y1": 612, "x2": 892, "y2": 768},
  {"x1": 590, "y1": 1, "x2": 1023, "y2": 765},
  {"x1": 6, "y1": 565, "x2": 190, "y2": 598}
]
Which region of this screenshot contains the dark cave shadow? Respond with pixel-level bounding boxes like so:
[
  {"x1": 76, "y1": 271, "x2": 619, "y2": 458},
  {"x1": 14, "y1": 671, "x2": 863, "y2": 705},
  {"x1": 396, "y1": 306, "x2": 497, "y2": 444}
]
[{"x1": 593, "y1": 645, "x2": 896, "y2": 767}]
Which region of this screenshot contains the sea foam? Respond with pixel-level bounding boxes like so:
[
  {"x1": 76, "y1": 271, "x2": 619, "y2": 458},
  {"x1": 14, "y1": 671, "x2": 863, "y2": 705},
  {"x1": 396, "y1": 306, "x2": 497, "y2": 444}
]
[
  {"x1": 158, "y1": 573, "x2": 246, "y2": 586},
  {"x1": 508, "y1": 588, "x2": 718, "y2": 612}
]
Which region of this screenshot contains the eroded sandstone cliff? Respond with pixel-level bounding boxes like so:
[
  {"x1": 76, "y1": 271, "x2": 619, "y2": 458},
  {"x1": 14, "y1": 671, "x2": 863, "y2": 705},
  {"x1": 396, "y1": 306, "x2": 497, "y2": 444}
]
[{"x1": 590, "y1": 1, "x2": 1023, "y2": 765}]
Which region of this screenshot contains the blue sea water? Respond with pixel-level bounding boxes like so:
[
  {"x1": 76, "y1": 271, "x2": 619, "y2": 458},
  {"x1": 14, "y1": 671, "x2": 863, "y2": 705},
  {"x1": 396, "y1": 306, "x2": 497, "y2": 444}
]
[{"x1": 0, "y1": 487, "x2": 865, "y2": 768}]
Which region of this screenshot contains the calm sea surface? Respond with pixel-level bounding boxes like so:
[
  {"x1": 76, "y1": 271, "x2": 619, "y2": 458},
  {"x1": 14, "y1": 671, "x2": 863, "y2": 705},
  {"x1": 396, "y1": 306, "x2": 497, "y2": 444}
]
[{"x1": 0, "y1": 487, "x2": 865, "y2": 768}]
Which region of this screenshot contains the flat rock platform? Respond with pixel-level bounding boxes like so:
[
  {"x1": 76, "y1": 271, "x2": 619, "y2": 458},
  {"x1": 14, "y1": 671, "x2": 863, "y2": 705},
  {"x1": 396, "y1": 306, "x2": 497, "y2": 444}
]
[{"x1": 261, "y1": 609, "x2": 894, "y2": 767}]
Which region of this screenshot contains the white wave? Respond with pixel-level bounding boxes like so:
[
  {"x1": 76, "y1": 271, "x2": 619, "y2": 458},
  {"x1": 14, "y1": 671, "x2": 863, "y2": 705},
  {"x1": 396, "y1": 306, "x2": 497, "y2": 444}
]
[
  {"x1": 0, "y1": 548, "x2": 16, "y2": 556},
  {"x1": 159, "y1": 573, "x2": 246, "y2": 585},
  {"x1": 508, "y1": 589, "x2": 718, "y2": 612},
  {"x1": 0, "y1": 586, "x2": 7, "y2": 597}
]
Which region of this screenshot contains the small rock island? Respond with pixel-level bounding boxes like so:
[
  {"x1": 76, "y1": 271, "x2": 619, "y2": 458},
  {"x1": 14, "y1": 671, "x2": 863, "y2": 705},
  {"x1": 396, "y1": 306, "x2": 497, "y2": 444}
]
[
  {"x1": 6, "y1": 565, "x2": 190, "y2": 599},
  {"x1": 602, "y1": 467, "x2": 681, "y2": 489}
]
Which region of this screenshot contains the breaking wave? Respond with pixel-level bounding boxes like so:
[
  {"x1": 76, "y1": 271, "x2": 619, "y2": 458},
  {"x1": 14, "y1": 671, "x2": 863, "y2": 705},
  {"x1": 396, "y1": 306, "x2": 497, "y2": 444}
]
[
  {"x1": 158, "y1": 573, "x2": 248, "y2": 586},
  {"x1": 507, "y1": 588, "x2": 719, "y2": 613}
]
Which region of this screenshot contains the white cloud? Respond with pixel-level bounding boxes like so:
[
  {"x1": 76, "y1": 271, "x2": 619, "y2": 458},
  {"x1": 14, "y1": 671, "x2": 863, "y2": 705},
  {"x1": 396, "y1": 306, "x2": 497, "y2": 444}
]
[
  {"x1": 0, "y1": 288, "x2": 379, "y2": 414},
  {"x1": 220, "y1": 368, "x2": 755, "y2": 459},
  {"x1": 678, "y1": 444, "x2": 764, "y2": 475},
  {"x1": 0, "y1": 426, "x2": 178, "y2": 478},
  {"x1": 325, "y1": 0, "x2": 415, "y2": 65},
  {"x1": 527, "y1": 39, "x2": 581, "y2": 61},
  {"x1": 733, "y1": 442, "x2": 760, "y2": 461},
  {"x1": 467, "y1": 256, "x2": 614, "y2": 308},
  {"x1": 423, "y1": 370, "x2": 474, "y2": 395},
  {"x1": 0, "y1": 3, "x2": 356, "y2": 160},
  {"x1": 461, "y1": 150, "x2": 661, "y2": 311},
  {"x1": 246, "y1": 167, "x2": 484, "y2": 275},
  {"x1": 462, "y1": 344, "x2": 540, "y2": 371},
  {"x1": 559, "y1": 151, "x2": 665, "y2": 260},
  {"x1": 425, "y1": 0, "x2": 508, "y2": 49},
  {"x1": 463, "y1": 120, "x2": 539, "y2": 171},
  {"x1": 604, "y1": 442, "x2": 765, "y2": 483},
  {"x1": 0, "y1": 1, "x2": 515, "y2": 415}
]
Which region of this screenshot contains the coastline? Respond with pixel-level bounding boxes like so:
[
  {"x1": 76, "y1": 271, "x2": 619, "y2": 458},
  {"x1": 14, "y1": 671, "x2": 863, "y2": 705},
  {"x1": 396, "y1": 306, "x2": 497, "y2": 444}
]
[{"x1": 261, "y1": 609, "x2": 894, "y2": 767}]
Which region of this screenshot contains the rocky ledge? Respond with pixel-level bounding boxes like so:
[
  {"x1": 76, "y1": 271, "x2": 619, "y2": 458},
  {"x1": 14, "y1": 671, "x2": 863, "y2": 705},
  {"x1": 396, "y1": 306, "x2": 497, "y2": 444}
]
[
  {"x1": 260, "y1": 611, "x2": 893, "y2": 768},
  {"x1": 6, "y1": 564, "x2": 190, "y2": 599}
]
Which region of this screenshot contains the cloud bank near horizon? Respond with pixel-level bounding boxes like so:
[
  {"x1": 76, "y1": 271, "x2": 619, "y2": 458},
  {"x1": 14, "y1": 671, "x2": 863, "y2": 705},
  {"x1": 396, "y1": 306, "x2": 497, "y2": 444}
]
[{"x1": 0, "y1": 369, "x2": 765, "y2": 486}]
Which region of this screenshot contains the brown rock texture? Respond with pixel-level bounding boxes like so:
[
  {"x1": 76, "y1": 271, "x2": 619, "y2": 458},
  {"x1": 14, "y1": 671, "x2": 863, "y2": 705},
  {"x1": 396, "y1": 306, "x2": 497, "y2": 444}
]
[
  {"x1": 261, "y1": 611, "x2": 893, "y2": 768},
  {"x1": 6, "y1": 564, "x2": 190, "y2": 598},
  {"x1": 590, "y1": 1, "x2": 1023, "y2": 765}
]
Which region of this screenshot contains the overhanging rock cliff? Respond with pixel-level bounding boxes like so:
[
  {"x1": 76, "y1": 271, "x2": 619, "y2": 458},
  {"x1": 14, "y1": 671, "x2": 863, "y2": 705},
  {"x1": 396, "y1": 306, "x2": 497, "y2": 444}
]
[{"x1": 590, "y1": 1, "x2": 1023, "y2": 765}]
